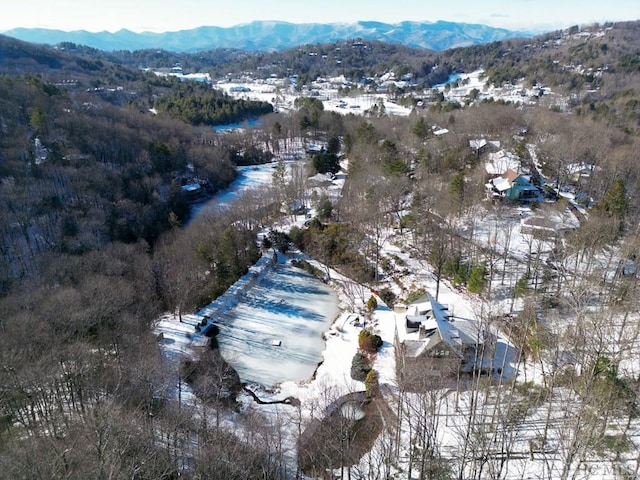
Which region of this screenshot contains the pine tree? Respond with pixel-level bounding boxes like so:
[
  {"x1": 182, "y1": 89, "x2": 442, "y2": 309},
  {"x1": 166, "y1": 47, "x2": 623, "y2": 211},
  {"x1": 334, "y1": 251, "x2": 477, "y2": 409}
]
[
  {"x1": 467, "y1": 263, "x2": 488, "y2": 294},
  {"x1": 597, "y1": 179, "x2": 627, "y2": 219},
  {"x1": 449, "y1": 170, "x2": 465, "y2": 207},
  {"x1": 412, "y1": 116, "x2": 429, "y2": 141},
  {"x1": 596, "y1": 178, "x2": 627, "y2": 233}
]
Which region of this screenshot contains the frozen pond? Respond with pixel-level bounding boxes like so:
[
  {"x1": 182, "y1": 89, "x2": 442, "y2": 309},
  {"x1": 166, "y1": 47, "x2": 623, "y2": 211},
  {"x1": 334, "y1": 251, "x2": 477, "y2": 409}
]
[{"x1": 215, "y1": 256, "x2": 339, "y2": 386}]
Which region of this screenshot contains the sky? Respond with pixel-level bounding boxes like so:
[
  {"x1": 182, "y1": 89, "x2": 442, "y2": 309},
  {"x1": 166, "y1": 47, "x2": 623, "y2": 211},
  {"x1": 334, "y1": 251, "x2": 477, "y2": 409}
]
[{"x1": 1, "y1": 0, "x2": 639, "y2": 33}]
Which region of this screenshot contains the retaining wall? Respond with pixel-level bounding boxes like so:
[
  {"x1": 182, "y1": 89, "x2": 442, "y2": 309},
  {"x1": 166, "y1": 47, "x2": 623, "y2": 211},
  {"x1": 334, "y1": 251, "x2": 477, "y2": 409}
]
[{"x1": 195, "y1": 249, "x2": 278, "y2": 335}]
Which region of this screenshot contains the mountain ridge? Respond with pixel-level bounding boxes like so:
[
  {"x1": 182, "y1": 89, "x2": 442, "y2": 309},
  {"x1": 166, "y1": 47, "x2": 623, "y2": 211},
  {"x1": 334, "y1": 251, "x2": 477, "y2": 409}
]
[{"x1": 2, "y1": 20, "x2": 532, "y2": 52}]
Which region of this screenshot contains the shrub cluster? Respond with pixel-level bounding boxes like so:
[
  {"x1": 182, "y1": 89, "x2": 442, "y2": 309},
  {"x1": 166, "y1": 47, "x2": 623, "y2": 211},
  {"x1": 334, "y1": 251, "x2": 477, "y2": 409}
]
[
  {"x1": 405, "y1": 289, "x2": 426, "y2": 304},
  {"x1": 350, "y1": 352, "x2": 372, "y2": 382},
  {"x1": 358, "y1": 329, "x2": 383, "y2": 353},
  {"x1": 378, "y1": 288, "x2": 396, "y2": 306},
  {"x1": 291, "y1": 259, "x2": 325, "y2": 281}
]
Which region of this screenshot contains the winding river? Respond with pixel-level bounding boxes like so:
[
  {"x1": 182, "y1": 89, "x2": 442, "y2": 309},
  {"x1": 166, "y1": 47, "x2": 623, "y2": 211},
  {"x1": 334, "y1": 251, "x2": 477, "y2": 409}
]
[{"x1": 188, "y1": 162, "x2": 278, "y2": 221}]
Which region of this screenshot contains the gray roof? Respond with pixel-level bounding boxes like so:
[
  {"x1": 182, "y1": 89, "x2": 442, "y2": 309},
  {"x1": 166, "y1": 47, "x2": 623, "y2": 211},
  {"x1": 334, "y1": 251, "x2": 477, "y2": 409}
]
[
  {"x1": 401, "y1": 294, "x2": 479, "y2": 358},
  {"x1": 427, "y1": 294, "x2": 477, "y2": 349}
]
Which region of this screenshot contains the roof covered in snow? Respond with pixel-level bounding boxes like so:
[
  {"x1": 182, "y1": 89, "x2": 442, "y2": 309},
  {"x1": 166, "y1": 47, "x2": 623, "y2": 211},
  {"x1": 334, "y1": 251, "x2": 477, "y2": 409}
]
[
  {"x1": 398, "y1": 293, "x2": 479, "y2": 358},
  {"x1": 486, "y1": 150, "x2": 520, "y2": 175}
]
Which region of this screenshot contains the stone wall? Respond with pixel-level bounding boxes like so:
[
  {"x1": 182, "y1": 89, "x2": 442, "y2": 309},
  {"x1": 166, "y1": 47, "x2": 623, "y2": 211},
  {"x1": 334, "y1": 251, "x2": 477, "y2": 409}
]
[{"x1": 196, "y1": 249, "x2": 278, "y2": 335}]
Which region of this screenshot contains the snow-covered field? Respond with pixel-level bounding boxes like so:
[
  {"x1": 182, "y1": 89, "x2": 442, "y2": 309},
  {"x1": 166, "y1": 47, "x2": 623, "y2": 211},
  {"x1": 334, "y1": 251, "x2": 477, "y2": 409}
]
[
  {"x1": 216, "y1": 79, "x2": 413, "y2": 116},
  {"x1": 151, "y1": 89, "x2": 640, "y2": 477}
]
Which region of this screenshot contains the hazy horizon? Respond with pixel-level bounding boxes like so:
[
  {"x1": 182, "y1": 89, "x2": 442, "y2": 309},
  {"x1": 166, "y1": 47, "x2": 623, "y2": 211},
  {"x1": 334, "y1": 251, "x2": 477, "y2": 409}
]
[{"x1": 1, "y1": 0, "x2": 639, "y2": 34}]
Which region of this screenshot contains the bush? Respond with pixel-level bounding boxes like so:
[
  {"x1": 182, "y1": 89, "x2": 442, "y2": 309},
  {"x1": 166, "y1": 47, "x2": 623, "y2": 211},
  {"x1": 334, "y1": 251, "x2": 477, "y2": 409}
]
[
  {"x1": 380, "y1": 256, "x2": 392, "y2": 272},
  {"x1": 379, "y1": 288, "x2": 396, "y2": 306},
  {"x1": 359, "y1": 329, "x2": 383, "y2": 353},
  {"x1": 261, "y1": 236, "x2": 272, "y2": 249},
  {"x1": 350, "y1": 352, "x2": 371, "y2": 381},
  {"x1": 318, "y1": 196, "x2": 333, "y2": 219},
  {"x1": 267, "y1": 230, "x2": 290, "y2": 252},
  {"x1": 399, "y1": 213, "x2": 415, "y2": 230},
  {"x1": 291, "y1": 259, "x2": 324, "y2": 280},
  {"x1": 442, "y1": 254, "x2": 463, "y2": 280},
  {"x1": 467, "y1": 263, "x2": 488, "y2": 294},
  {"x1": 405, "y1": 289, "x2": 425, "y2": 305},
  {"x1": 365, "y1": 369, "x2": 379, "y2": 398},
  {"x1": 288, "y1": 226, "x2": 304, "y2": 248},
  {"x1": 389, "y1": 253, "x2": 406, "y2": 267},
  {"x1": 366, "y1": 296, "x2": 378, "y2": 312}
]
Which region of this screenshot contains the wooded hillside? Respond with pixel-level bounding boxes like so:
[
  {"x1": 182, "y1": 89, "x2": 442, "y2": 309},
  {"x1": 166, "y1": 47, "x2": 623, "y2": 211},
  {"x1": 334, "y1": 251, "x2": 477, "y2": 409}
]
[{"x1": 1, "y1": 22, "x2": 640, "y2": 479}]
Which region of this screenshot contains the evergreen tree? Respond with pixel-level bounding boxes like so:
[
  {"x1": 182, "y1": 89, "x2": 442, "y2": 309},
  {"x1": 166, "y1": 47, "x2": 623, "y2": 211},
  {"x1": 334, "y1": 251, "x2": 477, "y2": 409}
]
[
  {"x1": 449, "y1": 170, "x2": 465, "y2": 207},
  {"x1": 597, "y1": 179, "x2": 627, "y2": 220},
  {"x1": 326, "y1": 135, "x2": 341, "y2": 155},
  {"x1": 467, "y1": 263, "x2": 488, "y2": 294},
  {"x1": 412, "y1": 116, "x2": 429, "y2": 141},
  {"x1": 596, "y1": 178, "x2": 627, "y2": 233},
  {"x1": 365, "y1": 369, "x2": 379, "y2": 398}
]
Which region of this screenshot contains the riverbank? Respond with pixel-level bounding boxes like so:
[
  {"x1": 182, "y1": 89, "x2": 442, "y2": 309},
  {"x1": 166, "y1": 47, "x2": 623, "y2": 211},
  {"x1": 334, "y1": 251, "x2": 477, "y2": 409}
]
[{"x1": 196, "y1": 248, "x2": 279, "y2": 334}]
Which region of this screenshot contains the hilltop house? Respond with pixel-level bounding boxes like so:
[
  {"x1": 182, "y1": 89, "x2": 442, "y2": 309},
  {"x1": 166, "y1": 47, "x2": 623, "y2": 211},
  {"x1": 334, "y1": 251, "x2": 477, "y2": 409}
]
[
  {"x1": 487, "y1": 168, "x2": 542, "y2": 202},
  {"x1": 395, "y1": 293, "x2": 482, "y2": 389}
]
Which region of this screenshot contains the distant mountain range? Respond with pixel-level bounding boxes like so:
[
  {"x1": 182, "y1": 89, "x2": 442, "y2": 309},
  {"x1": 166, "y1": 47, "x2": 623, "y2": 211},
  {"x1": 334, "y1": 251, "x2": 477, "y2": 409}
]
[{"x1": 2, "y1": 20, "x2": 531, "y2": 52}]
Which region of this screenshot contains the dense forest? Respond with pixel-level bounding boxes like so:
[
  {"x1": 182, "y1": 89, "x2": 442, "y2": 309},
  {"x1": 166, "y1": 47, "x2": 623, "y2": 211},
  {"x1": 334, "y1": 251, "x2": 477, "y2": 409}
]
[
  {"x1": 55, "y1": 38, "x2": 455, "y2": 87},
  {"x1": 1, "y1": 21, "x2": 640, "y2": 479},
  {"x1": 154, "y1": 79, "x2": 274, "y2": 126}
]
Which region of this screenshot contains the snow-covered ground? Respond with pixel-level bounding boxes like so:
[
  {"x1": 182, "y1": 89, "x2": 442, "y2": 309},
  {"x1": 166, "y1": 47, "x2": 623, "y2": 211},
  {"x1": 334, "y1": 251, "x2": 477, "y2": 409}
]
[
  {"x1": 437, "y1": 69, "x2": 554, "y2": 106},
  {"x1": 211, "y1": 68, "x2": 559, "y2": 115},
  {"x1": 216, "y1": 79, "x2": 412, "y2": 117},
  {"x1": 154, "y1": 122, "x2": 639, "y2": 478}
]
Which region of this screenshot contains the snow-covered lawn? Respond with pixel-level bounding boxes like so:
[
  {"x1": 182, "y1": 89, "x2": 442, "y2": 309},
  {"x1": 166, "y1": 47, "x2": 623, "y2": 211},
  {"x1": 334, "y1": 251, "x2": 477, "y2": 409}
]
[{"x1": 154, "y1": 135, "x2": 640, "y2": 479}]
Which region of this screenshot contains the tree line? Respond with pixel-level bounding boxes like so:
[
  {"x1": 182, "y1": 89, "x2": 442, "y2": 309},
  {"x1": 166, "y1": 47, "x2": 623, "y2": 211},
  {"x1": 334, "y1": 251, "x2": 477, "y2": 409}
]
[{"x1": 154, "y1": 79, "x2": 273, "y2": 126}]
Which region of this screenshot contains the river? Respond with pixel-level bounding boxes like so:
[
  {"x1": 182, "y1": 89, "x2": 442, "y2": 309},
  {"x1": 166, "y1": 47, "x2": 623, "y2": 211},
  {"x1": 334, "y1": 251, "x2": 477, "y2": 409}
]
[{"x1": 188, "y1": 162, "x2": 277, "y2": 221}]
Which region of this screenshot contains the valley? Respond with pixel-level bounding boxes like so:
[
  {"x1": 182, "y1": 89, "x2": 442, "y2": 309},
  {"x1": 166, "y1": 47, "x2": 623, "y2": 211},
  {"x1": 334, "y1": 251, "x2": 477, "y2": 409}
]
[{"x1": 1, "y1": 18, "x2": 640, "y2": 480}]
